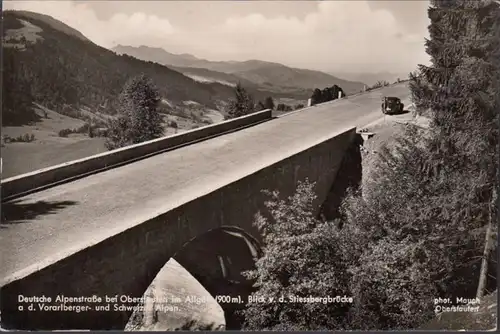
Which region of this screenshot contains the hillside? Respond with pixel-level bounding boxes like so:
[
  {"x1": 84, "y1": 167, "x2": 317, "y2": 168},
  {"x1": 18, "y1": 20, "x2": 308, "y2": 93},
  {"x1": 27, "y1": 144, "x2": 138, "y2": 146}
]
[
  {"x1": 7, "y1": 10, "x2": 92, "y2": 42},
  {"x1": 170, "y1": 66, "x2": 313, "y2": 100},
  {"x1": 169, "y1": 66, "x2": 251, "y2": 87},
  {"x1": 231, "y1": 62, "x2": 365, "y2": 94},
  {"x1": 2, "y1": 10, "x2": 238, "y2": 127},
  {"x1": 112, "y1": 45, "x2": 366, "y2": 95}
]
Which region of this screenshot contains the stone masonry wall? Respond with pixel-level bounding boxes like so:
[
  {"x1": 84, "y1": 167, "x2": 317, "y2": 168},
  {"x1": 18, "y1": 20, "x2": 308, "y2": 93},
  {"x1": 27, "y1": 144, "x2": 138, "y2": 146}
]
[{"x1": 0, "y1": 128, "x2": 356, "y2": 330}]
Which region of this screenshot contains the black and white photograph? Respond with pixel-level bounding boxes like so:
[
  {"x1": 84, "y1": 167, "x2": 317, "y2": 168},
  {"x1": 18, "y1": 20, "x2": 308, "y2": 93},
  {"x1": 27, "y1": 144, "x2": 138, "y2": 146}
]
[{"x1": 0, "y1": 0, "x2": 498, "y2": 331}]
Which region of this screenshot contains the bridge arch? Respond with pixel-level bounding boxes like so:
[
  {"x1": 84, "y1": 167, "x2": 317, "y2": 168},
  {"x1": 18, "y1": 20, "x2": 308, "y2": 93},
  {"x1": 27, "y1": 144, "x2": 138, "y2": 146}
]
[
  {"x1": 171, "y1": 226, "x2": 262, "y2": 329},
  {"x1": 123, "y1": 226, "x2": 262, "y2": 330}
]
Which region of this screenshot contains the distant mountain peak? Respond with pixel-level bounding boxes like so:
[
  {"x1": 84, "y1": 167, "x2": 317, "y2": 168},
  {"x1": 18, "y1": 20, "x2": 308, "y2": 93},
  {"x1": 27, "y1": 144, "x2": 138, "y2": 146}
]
[
  {"x1": 114, "y1": 45, "x2": 200, "y2": 61},
  {"x1": 178, "y1": 53, "x2": 199, "y2": 60}
]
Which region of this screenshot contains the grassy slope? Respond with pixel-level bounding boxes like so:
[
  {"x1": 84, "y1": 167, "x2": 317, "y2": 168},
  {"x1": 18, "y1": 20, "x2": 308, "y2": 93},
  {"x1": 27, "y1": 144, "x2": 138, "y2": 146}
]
[
  {"x1": 10, "y1": 10, "x2": 91, "y2": 42},
  {"x1": 2, "y1": 106, "x2": 108, "y2": 178},
  {"x1": 1, "y1": 102, "x2": 223, "y2": 179}
]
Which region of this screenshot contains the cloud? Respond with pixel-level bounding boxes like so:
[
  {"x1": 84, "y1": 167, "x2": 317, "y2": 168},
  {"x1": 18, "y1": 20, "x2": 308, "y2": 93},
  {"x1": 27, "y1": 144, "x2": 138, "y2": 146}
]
[
  {"x1": 4, "y1": 1, "x2": 177, "y2": 48},
  {"x1": 210, "y1": 1, "x2": 430, "y2": 72},
  {"x1": 4, "y1": 0, "x2": 430, "y2": 74}
]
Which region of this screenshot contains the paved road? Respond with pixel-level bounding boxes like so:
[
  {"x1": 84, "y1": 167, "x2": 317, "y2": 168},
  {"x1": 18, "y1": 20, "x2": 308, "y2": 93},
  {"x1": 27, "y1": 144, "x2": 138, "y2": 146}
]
[{"x1": 0, "y1": 83, "x2": 411, "y2": 286}]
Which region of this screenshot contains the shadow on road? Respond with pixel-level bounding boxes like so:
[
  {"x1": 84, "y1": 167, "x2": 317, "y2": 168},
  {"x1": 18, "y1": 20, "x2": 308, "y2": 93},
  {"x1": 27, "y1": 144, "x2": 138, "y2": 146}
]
[
  {"x1": 1, "y1": 200, "x2": 78, "y2": 227},
  {"x1": 387, "y1": 109, "x2": 411, "y2": 116}
]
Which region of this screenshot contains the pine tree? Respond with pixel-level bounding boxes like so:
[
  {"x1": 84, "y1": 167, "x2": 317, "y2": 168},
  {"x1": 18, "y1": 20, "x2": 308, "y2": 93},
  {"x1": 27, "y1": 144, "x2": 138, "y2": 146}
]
[
  {"x1": 105, "y1": 74, "x2": 164, "y2": 150},
  {"x1": 423, "y1": 0, "x2": 499, "y2": 226},
  {"x1": 410, "y1": 0, "x2": 498, "y2": 203},
  {"x1": 264, "y1": 96, "x2": 275, "y2": 110},
  {"x1": 225, "y1": 83, "x2": 255, "y2": 119}
]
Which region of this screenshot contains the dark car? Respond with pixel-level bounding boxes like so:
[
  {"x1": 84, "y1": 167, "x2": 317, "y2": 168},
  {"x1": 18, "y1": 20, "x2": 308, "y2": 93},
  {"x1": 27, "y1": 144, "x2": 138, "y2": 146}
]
[{"x1": 381, "y1": 96, "x2": 404, "y2": 115}]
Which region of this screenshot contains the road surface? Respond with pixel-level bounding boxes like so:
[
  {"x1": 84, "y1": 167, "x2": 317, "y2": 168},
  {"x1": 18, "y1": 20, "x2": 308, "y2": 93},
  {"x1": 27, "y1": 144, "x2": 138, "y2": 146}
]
[{"x1": 0, "y1": 83, "x2": 411, "y2": 286}]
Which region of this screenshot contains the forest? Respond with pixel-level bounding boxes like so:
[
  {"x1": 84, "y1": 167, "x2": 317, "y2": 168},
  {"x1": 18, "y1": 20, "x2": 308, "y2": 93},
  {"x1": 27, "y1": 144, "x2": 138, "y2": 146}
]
[{"x1": 241, "y1": 0, "x2": 499, "y2": 330}]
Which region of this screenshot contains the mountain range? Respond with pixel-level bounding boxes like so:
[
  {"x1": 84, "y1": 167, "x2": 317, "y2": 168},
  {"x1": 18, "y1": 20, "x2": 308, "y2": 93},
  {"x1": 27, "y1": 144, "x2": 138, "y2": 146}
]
[
  {"x1": 112, "y1": 45, "x2": 366, "y2": 95},
  {"x1": 4, "y1": 10, "x2": 368, "y2": 128}
]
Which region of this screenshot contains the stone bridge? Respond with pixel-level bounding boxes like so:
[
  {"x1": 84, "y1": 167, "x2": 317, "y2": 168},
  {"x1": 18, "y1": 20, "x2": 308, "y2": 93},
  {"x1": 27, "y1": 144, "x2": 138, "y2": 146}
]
[{"x1": 0, "y1": 83, "x2": 411, "y2": 330}]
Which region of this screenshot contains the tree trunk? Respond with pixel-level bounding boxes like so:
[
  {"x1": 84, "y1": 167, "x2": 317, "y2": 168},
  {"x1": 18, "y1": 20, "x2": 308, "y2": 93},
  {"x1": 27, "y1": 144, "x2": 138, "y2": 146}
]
[
  {"x1": 476, "y1": 223, "x2": 492, "y2": 299},
  {"x1": 476, "y1": 190, "x2": 497, "y2": 299}
]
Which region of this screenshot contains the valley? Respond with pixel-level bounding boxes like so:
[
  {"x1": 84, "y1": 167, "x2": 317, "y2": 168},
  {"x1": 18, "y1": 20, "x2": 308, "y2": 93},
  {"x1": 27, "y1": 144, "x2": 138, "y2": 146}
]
[{"x1": 2, "y1": 10, "x2": 312, "y2": 179}]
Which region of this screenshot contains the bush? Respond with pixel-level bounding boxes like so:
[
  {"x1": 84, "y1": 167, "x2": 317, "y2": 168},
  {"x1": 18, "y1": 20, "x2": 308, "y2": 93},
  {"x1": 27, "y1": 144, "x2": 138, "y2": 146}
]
[
  {"x1": 310, "y1": 85, "x2": 346, "y2": 105},
  {"x1": 276, "y1": 103, "x2": 293, "y2": 112},
  {"x1": 169, "y1": 120, "x2": 178, "y2": 128},
  {"x1": 58, "y1": 128, "x2": 72, "y2": 137},
  {"x1": 58, "y1": 122, "x2": 98, "y2": 138},
  {"x1": 5, "y1": 133, "x2": 36, "y2": 143},
  {"x1": 242, "y1": 180, "x2": 352, "y2": 331},
  {"x1": 94, "y1": 128, "x2": 108, "y2": 137}
]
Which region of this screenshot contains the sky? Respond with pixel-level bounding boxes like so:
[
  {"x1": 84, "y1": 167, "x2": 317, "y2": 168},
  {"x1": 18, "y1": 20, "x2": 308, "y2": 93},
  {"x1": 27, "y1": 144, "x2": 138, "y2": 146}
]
[{"x1": 4, "y1": 0, "x2": 431, "y2": 74}]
